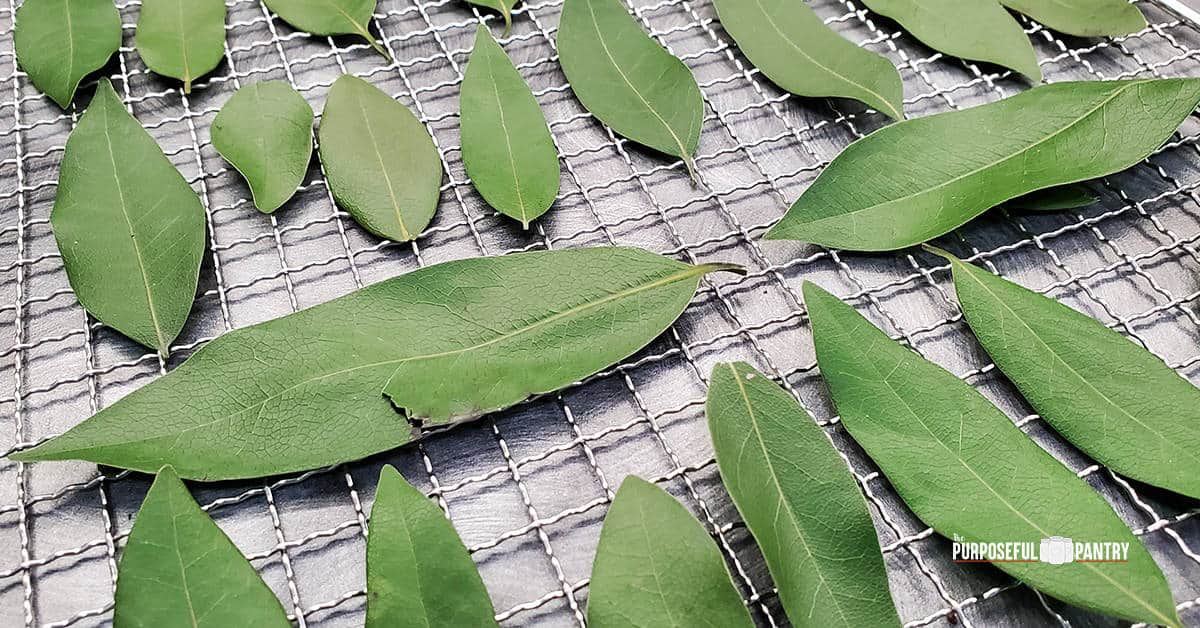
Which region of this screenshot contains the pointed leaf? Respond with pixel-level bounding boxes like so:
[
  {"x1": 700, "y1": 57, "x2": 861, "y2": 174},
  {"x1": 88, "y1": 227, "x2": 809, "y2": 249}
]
[
  {"x1": 465, "y1": 0, "x2": 517, "y2": 35},
  {"x1": 14, "y1": 0, "x2": 121, "y2": 108},
  {"x1": 1000, "y1": 0, "x2": 1147, "y2": 38},
  {"x1": 135, "y1": 0, "x2": 226, "y2": 93},
  {"x1": 51, "y1": 79, "x2": 205, "y2": 356},
  {"x1": 711, "y1": 0, "x2": 904, "y2": 119},
  {"x1": 803, "y1": 282, "x2": 1181, "y2": 628},
  {"x1": 318, "y1": 74, "x2": 443, "y2": 242},
  {"x1": 706, "y1": 362, "x2": 901, "y2": 628},
  {"x1": 366, "y1": 465, "x2": 499, "y2": 628},
  {"x1": 558, "y1": 0, "x2": 704, "y2": 177},
  {"x1": 1008, "y1": 184, "x2": 1098, "y2": 211},
  {"x1": 11, "y1": 247, "x2": 738, "y2": 480},
  {"x1": 262, "y1": 0, "x2": 389, "y2": 57},
  {"x1": 212, "y1": 80, "x2": 314, "y2": 213},
  {"x1": 766, "y1": 79, "x2": 1200, "y2": 251},
  {"x1": 461, "y1": 26, "x2": 559, "y2": 229},
  {"x1": 588, "y1": 476, "x2": 755, "y2": 628},
  {"x1": 114, "y1": 466, "x2": 291, "y2": 628}
]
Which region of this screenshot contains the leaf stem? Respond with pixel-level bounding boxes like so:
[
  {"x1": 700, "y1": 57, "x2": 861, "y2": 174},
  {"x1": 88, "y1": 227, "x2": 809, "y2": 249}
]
[{"x1": 682, "y1": 154, "x2": 699, "y2": 184}]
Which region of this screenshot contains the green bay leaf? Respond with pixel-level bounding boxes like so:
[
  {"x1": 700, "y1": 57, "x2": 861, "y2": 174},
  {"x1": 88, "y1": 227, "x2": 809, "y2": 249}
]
[
  {"x1": 52, "y1": 78, "x2": 205, "y2": 357},
  {"x1": 706, "y1": 362, "x2": 901, "y2": 628},
  {"x1": 1008, "y1": 184, "x2": 1098, "y2": 211},
  {"x1": 803, "y1": 282, "x2": 1181, "y2": 628},
  {"x1": 461, "y1": 25, "x2": 559, "y2": 229},
  {"x1": 1000, "y1": 0, "x2": 1146, "y2": 38},
  {"x1": 558, "y1": 0, "x2": 704, "y2": 178},
  {"x1": 14, "y1": 0, "x2": 121, "y2": 108},
  {"x1": 712, "y1": 0, "x2": 904, "y2": 119},
  {"x1": 588, "y1": 476, "x2": 755, "y2": 628},
  {"x1": 318, "y1": 74, "x2": 443, "y2": 242},
  {"x1": 212, "y1": 80, "x2": 314, "y2": 213},
  {"x1": 263, "y1": 0, "x2": 389, "y2": 57},
  {"x1": 135, "y1": 0, "x2": 226, "y2": 93},
  {"x1": 766, "y1": 79, "x2": 1200, "y2": 251},
  {"x1": 366, "y1": 465, "x2": 499, "y2": 628},
  {"x1": 114, "y1": 466, "x2": 291, "y2": 628},
  {"x1": 12, "y1": 247, "x2": 737, "y2": 480}
]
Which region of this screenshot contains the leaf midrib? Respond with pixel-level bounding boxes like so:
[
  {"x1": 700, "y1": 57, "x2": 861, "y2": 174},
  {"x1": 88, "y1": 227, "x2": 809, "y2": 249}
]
[
  {"x1": 353, "y1": 87, "x2": 413, "y2": 240},
  {"x1": 483, "y1": 40, "x2": 530, "y2": 225}
]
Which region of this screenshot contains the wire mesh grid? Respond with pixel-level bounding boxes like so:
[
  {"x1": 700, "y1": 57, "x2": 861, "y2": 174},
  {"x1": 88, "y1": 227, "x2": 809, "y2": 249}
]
[{"x1": 1, "y1": 0, "x2": 1199, "y2": 626}]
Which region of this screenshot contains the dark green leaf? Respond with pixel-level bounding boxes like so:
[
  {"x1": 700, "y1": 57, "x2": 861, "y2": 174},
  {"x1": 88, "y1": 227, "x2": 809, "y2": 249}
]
[
  {"x1": 1000, "y1": 0, "x2": 1147, "y2": 37},
  {"x1": 803, "y1": 281, "x2": 1181, "y2": 628},
  {"x1": 1008, "y1": 184, "x2": 1098, "y2": 211},
  {"x1": 135, "y1": 0, "x2": 226, "y2": 93},
  {"x1": 262, "y1": 0, "x2": 390, "y2": 58},
  {"x1": 14, "y1": 0, "x2": 121, "y2": 108},
  {"x1": 466, "y1": 0, "x2": 517, "y2": 35}
]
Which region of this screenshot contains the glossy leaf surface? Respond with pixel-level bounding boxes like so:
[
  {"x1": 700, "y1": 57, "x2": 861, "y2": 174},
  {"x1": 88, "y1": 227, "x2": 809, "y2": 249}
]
[
  {"x1": 1001, "y1": 0, "x2": 1146, "y2": 37},
  {"x1": 1008, "y1": 185, "x2": 1097, "y2": 211},
  {"x1": 14, "y1": 0, "x2": 121, "y2": 108},
  {"x1": 135, "y1": 0, "x2": 226, "y2": 92},
  {"x1": 263, "y1": 0, "x2": 389, "y2": 57}
]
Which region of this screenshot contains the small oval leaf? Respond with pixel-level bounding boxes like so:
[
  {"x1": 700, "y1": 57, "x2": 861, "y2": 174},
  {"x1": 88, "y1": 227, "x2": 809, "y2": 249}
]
[
  {"x1": 262, "y1": 0, "x2": 389, "y2": 58},
  {"x1": 803, "y1": 281, "x2": 1181, "y2": 628},
  {"x1": 1000, "y1": 0, "x2": 1147, "y2": 38},
  {"x1": 212, "y1": 80, "x2": 314, "y2": 213},
  {"x1": 135, "y1": 0, "x2": 226, "y2": 93},
  {"x1": 318, "y1": 74, "x2": 443, "y2": 242},
  {"x1": 14, "y1": 0, "x2": 121, "y2": 108},
  {"x1": 461, "y1": 26, "x2": 559, "y2": 229}
]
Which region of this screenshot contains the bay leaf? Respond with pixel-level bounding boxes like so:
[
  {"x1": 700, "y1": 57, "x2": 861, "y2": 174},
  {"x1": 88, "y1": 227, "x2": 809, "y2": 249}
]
[
  {"x1": 466, "y1": 0, "x2": 517, "y2": 35},
  {"x1": 803, "y1": 281, "x2": 1181, "y2": 628},
  {"x1": 52, "y1": 78, "x2": 205, "y2": 357},
  {"x1": 262, "y1": 0, "x2": 389, "y2": 58},
  {"x1": 1008, "y1": 184, "x2": 1098, "y2": 211},
  {"x1": 14, "y1": 0, "x2": 121, "y2": 108},
  {"x1": 212, "y1": 80, "x2": 314, "y2": 213},
  {"x1": 1000, "y1": 0, "x2": 1147, "y2": 38},
  {"x1": 711, "y1": 0, "x2": 904, "y2": 119},
  {"x1": 706, "y1": 362, "x2": 901, "y2": 628},
  {"x1": 558, "y1": 0, "x2": 704, "y2": 178},
  {"x1": 319, "y1": 74, "x2": 443, "y2": 242},
  {"x1": 114, "y1": 466, "x2": 291, "y2": 628},
  {"x1": 930, "y1": 248, "x2": 1200, "y2": 501},
  {"x1": 860, "y1": 0, "x2": 1040, "y2": 81},
  {"x1": 587, "y1": 476, "x2": 755, "y2": 628},
  {"x1": 366, "y1": 465, "x2": 499, "y2": 628},
  {"x1": 135, "y1": 0, "x2": 226, "y2": 93},
  {"x1": 765, "y1": 79, "x2": 1200, "y2": 251},
  {"x1": 461, "y1": 25, "x2": 559, "y2": 229},
  {"x1": 11, "y1": 247, "x2": 739, "y2": 480}
]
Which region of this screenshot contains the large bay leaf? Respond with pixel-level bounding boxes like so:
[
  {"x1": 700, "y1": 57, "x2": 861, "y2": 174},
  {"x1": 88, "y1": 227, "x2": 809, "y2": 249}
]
[
  {"x1": 12, "y1": 247, "x2": 737, "y2": 480},
  {"x1": 558, "y1": 0, "x2": 704, "y2": 177},
  {"x1": 932, "y1": 249, "x2": 1200, "y2": 501},
  {"x1": 803, "y1": 282, "x2": 1181, "y2": 627},
  {"x1": 14, "y1": 0, "x2": 121, "y2": 108},
  {"x1": 263, "y1": 0, "x2": 389, "y2": 57},
  {"x1": 135, "y1": 0, "x2": 226, "y2": 93},
  {"x1": 706, "y1": 362, "x2": 901, "y2": 628},
  {"x1": 1000, "y1": 0, "x2": 1146, "y2": 38},
  {"x1": 52, "y1": 78, "x2": 205, "y2": 356},
  {"x1": 587, "y1": 476, "x2": 755, "y2": 628},
  {"x1": 366, "y1": 465, "x2": 498, "y2": 628},
  {"x1": 461, "y1": 25, "x2": 559, "y2": 229},
  {"x1": 113, "y1": 466, "x2": 291, "y2": 627},
  {"x1": 318, "y1": 74, "x2": 443, "y2": 242},
  {"x1": 711, "y1": 0, "x2": 904, "y2": 119},
  {"x1": 766, "y1": 79, "x2": 1200, "y2": 251}
]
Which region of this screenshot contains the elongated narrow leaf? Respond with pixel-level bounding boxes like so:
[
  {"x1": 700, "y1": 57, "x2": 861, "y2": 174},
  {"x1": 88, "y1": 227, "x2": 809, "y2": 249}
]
[
  {"x1": 860, "y1": 0, "x2": 1040, "y2": 81},
  {"x1": 466, "y1": 0, "x2": 517, "y2": 35},
  {"x1": 1008, "y1": 185, "x2": 1097, "y2": 211},
  {"x1": 12, "y1": 247, "x2": 738, "y2": 480},
  {"x1": 52, "y1": 79, "x2": 205, "y2": 356},
  {"x1": 114, "y1": 466, "x2": 291, "y2": 628},
  {"x1": 803, "y1": 282, "x2": 1181, "y2": 628},
  {"x1": 461, "y1": 26, "x2": 559, "y2": 229},
  {"x1": 1001, "y1": 0, "x2": 1146, "y2": 38},
  {"x1": 14, "y1": 0, "x2": 121, "y2": 108},
  {"x1": 932, "y1": 249, "x2": 1200, "y2": 501},
  {"x1": 558, "y1": 0, "x2": 704, "y2": 177},
  {"x1": 135, "y1": 0, "x2": 226, "y2": 93},
  {"x1": 319, "y1": 74, "x2": 443, "y2": 242},
  {"x1": 366, "y1": 465, "x2": 499, "y2": 628},
  {"x1": 263, "y1": 0, "x2": 389, "y2": 58},
  {"x1": 766, "y1": 79, "x2": 1200, "y2": 251},
  {"x1": 707, "y1": 362, "x2": 901, "y2": 628},
  {"x1": 588, "y1": 476, "x2": 755, "y2": 628},
  {"x1": 212, "y1": 80, "x2": 314, "y2": 213},
  {"x1": 712, "y1": 0, "x2": 904, "y2": 119}
]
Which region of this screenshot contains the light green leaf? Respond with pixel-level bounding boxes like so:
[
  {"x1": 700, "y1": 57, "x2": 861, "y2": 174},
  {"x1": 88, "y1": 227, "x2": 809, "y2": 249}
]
[
  {"x1": 11, "y1": 247, "x2": 738, "y2": 480},
  {"x1": 318, "y1": 74, "x2": 443, "y2": 242},
  {"x1": 706, "y1": 362, "x2": 901, "y2": 628},
  {"x1": 14, "y1": 0, "x2": 121, "y2": 108},
  {"x1": 461, "y1": 25, "x2": 559, "y2": 229},
  {"x1": 51, "y1": 78, "x2": 205, "y2": 357},
  {"x1": 860, "y1": 0, "x2": 1040, "y2": 81},
  {"x1": 803, "y1": 281, "x2": 1181, "y2": 628},
  {"x1": 558, "y1": 0, "x2": 704, "y2": 178},
  {"x1": 212, "y1": 80, "x2": 314, "y2": 213},
  {"x1": 711, "y1": 0, "x2": 904, "y2": 119},
  {"x1": 262, "y1": 0, "x2": 390, "y2": 58},
  {"x1": 1000, "y1": 0, "x2": 1147, "y2": 37},
  {"x1": 113, "y1": 466, "x2": 291, "y2": 628},
  {"x1": 1007, "y1": 184, "x2": 1098, "y2": 211},
  {"x1": 466, "y1": 0, "x2": 517, "y2": 35},
  {"x1": 766, "y1": 79, "x2": 1200, "y2": 251},
  {"x1": 135, "y1": 0, "x2": 226, "y2": 93},
  {"x1": 366, "y1": 465, "x2": 499, "y2": 628},
  {"x1": 587, "y1": 476, "x2": 755, "y2": 628}
]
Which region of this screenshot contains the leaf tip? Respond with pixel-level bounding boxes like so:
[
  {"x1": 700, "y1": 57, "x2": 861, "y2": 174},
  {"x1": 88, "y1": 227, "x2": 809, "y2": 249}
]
[
  {"x1": 696, "y1": 262, "x2": 745, "y2": 277},
  {"x1": 920, "y1": 244, "x2": 959, "y2": 263},
  {"x1": 502, "y1": 9, "x2": 513, "y2": 37},
  {"x1": 682, "y1": 154, "x2": 699, "y2": 183}
]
